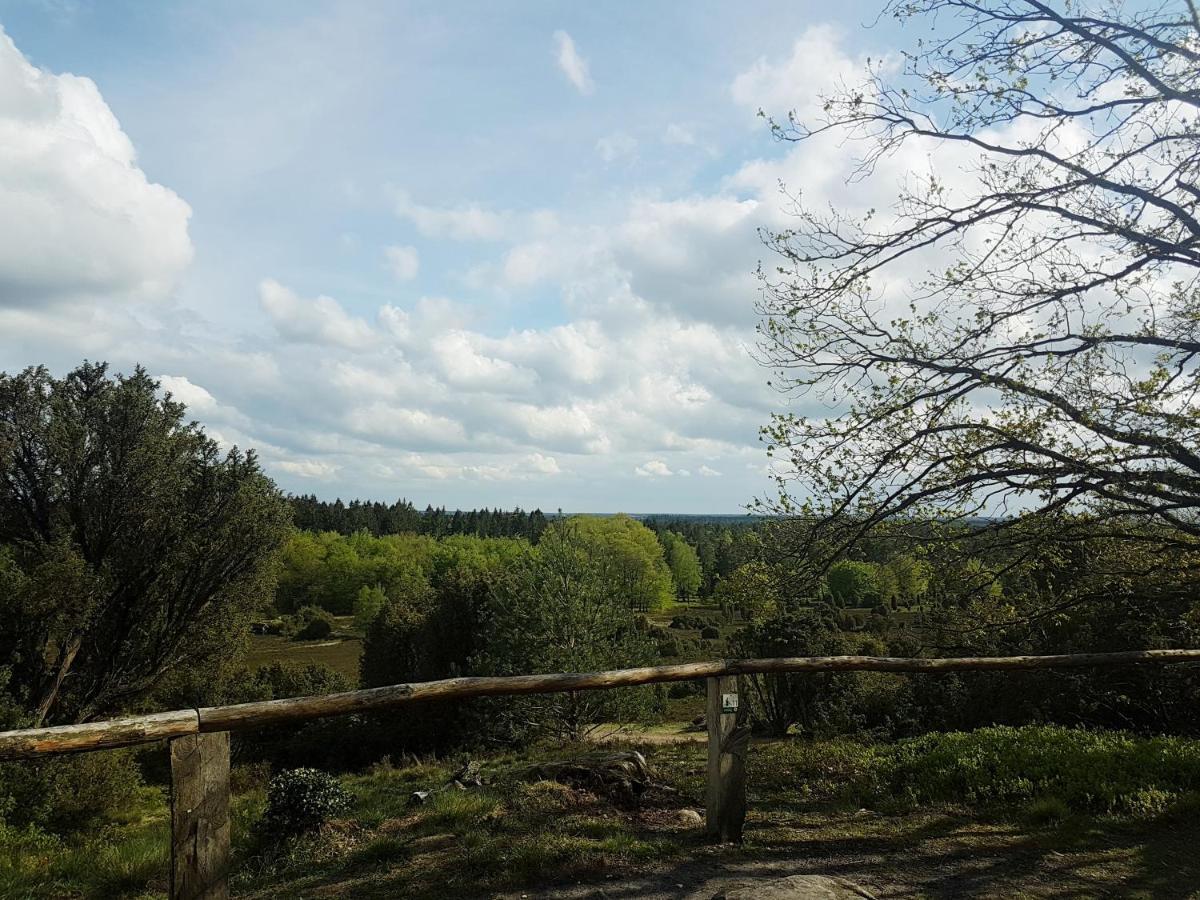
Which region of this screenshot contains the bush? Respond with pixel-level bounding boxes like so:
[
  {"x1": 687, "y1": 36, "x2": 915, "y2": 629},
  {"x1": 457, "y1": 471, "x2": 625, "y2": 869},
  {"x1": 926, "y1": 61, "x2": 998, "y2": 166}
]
[
  {"x1": 731, "y1": 606, "x2": 864, "y2": 737},
  {"x1": 0, "y1": 748, "x2": 142, "y2": 832},
  {"x1": 700, "y1": 626, "x2": 720, "y2": 640},
  {"x1": 1024, "y1": 796, "x2": 1071, "y2": 827},
  {"x1": 260, "y1": 768, "x2": 351, "y2": 839},
  {"x1": 289, "y1": 606, "x2": 335, "y2": 641},
  {"x1": 220, "y1": 663, "x2": 358, "y2": 770}
]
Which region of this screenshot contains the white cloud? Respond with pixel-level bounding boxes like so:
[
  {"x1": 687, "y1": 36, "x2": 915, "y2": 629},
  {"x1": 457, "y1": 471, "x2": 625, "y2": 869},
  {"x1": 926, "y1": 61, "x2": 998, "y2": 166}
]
[
  {"x1": 698, "y1": 464, "x2": 721, "y2": 477},
  {"x1": 384, "y1": 244, "x2": 419, "y2": 280},
  {"x1": 0, "y1": 26, "x2": 192, "y2": 306},
  {"x1": 596, "y1": 132, "x2": 637, "y2": 163},
  {"x1": 158, "y1": 375, "x2": 217, "y2": 414},
  {"x1": 259, "y1": 279, "x2": 377, "y2": 349},
  {"x1": 553, "y1": 30, "x2": 593, "y2": 95},
  {"x1": 344, "y1": 402, "x2": 468, "y2": 449},
  {"x1": 730, "y1": 24, "x2": 866, "y2": 121},
  {"x1": 430, "y1": 330, "x2": 538, "y2": 393},
  {"x1": 276, "y1": 458, "x2": 339, "y2": 479},
  {"x1": 394, "y1": 190, "x2": 506, "y2": 241},
  {"x1": 635, "y1": 459, "x2": 674, "y2": 477}
]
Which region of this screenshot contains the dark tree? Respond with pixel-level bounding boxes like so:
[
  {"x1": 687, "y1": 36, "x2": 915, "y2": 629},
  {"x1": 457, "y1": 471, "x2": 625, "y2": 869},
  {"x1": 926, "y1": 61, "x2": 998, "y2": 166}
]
[
  {"x1": 757, "y1": 1, "x2": 1200, "y2": 562},
  {"x1": 0, "y1": 362, "x2": 290, "y2": 724}
]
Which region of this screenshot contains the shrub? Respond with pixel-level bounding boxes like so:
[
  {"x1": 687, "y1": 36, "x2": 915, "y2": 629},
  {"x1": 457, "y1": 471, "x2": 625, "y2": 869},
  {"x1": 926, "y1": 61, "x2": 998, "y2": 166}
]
[
  {"x1": 731, "y1": 606, "x2": 864, "y2": 737},
  {"x1": 700, "y1": 626, "x2": 720, "y2": 640},
  {"x1": 289, "y1": 606, "x2": 335, "y2": 641},
  {"x1": 0, "y1": 748, "x2": 142, "y2": 832},
  {"x1": 1023, "y1": 796, "x2": 1071, "y2": 827},
  {"x1": 221, "y1": 663, "x2": 358, "y2": 770},
  {"x1": 260, "y1": 768, "x2": 351, "y2": 839}
]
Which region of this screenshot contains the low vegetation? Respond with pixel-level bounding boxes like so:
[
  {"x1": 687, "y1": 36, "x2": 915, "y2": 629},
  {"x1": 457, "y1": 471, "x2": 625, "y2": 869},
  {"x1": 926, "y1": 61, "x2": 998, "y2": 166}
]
[{"x1": 4, "y1": 726, "x2": 1200, "y2": 898}]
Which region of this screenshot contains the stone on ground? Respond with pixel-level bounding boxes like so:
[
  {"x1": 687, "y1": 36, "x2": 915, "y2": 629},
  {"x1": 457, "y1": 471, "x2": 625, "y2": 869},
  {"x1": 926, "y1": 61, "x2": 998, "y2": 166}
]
[{"x1": 714, "y1": 874, "x2": 877, "y2": 899}]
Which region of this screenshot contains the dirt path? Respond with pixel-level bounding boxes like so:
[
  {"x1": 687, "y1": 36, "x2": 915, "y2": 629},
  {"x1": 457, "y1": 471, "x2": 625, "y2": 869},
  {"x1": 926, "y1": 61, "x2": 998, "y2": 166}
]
[{"x1": 494, "y1": 814, "x2": 1200, "y2": 900}]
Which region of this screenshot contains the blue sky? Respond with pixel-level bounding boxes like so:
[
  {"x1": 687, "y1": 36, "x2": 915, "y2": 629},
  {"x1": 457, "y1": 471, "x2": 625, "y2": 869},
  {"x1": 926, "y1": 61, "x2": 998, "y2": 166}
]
[{"x1": 0, "y1": 1, "x2": 903, "y2": 512}]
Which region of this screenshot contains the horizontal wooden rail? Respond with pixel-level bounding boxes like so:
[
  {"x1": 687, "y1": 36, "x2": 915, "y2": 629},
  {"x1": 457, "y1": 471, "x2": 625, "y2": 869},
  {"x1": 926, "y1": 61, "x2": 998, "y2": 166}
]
[{"x1": 2, "y1": 649, "x2": 1199, "y2": 760}]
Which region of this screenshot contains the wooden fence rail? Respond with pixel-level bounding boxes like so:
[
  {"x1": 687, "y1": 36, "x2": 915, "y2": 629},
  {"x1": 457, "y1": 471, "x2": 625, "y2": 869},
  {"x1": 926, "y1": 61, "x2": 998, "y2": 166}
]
[{"x1": 1, "y1": 648, "x2": 1199, "y2": 898}]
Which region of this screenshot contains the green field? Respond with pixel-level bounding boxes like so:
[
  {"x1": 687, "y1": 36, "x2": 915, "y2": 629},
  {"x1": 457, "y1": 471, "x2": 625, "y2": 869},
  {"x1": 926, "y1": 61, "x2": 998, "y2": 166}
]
[{"x1": 246, "y1": 617, "x2": 363, "y2": 685}]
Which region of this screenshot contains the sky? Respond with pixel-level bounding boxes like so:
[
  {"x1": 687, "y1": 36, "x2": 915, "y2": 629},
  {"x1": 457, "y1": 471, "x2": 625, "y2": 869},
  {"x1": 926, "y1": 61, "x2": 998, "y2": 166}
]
[{"x1": 0, "y1": 0, "x2": 908, "y2": 513}]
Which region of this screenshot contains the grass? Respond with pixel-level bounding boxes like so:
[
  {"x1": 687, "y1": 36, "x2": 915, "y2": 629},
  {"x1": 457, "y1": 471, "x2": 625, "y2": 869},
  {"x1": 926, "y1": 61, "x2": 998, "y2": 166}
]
[
  {"x1": 245, "y1": 615, "x2": 363, "y2": 685},
  {"x1": 0, "y1": 785, "x2": 168, "y2": 899},
  {"x1": 5, "y1": 728, "x2": 1200, "y2": 898}
]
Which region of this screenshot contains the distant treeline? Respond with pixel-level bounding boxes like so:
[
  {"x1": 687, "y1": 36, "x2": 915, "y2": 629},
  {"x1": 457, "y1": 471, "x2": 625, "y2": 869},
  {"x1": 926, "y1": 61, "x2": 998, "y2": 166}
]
[{"x1": 288, "y1": 495, "x2": 550, "y2": 542}]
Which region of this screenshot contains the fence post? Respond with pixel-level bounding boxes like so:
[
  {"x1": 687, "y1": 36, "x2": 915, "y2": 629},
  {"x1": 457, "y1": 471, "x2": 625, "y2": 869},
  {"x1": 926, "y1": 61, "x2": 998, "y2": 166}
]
[
  {"x1": 170, "y1": 731, "x2": 230, "y2": 900},
  {"x1": 705, "y1": 674, "x2": 748, "y2": 842}
]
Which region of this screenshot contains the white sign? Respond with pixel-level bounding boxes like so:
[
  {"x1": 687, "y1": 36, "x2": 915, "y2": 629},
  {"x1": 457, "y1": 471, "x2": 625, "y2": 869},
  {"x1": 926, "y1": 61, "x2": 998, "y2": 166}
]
[{"x1": 721, "y1": 693, "x2": 738, "y2": 714}]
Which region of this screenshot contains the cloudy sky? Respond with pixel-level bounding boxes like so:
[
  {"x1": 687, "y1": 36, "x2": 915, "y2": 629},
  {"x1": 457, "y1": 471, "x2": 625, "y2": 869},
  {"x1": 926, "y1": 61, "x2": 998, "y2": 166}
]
[{"x1": 0, "y1": 0, "x2": 904, "y2": 512}]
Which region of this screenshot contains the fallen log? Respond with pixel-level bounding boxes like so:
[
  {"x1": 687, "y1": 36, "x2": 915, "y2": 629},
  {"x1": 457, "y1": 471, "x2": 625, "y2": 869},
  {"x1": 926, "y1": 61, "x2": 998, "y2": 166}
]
[{"x1": 516, "y1": 750, "x2": 654, "y2": 805}]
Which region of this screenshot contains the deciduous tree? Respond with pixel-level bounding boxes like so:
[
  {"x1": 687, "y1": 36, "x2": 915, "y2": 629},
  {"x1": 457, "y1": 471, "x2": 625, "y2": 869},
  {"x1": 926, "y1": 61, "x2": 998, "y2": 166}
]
[{"x1": 757, "y1": 0, "x2": 1200, "y2": 564}]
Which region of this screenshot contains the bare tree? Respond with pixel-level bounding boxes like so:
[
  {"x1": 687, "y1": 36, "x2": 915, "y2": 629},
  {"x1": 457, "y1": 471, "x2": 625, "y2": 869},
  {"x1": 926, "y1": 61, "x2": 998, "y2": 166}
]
[{"x1": 757, "y1": 0, "x2": 1200, "y2": 563}]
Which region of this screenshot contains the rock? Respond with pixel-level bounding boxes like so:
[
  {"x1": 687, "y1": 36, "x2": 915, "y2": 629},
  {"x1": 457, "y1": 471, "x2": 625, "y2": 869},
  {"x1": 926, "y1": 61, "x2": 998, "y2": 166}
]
[
  {"x1": 715, "y1": 875, "x2": 877, "y2": 900},
  {"x1": 675, "y1": 808, "x2": 704, "y2": 826}
]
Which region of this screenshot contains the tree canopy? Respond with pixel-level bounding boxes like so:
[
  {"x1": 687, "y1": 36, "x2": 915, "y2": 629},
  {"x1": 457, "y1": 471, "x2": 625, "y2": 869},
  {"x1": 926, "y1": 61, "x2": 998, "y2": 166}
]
[
  {"x1": 0, "y1": 362, "x2": 290, "y2": 724},
  {"x1": 565, "y1": 514, "x2": 674, "y2": 611},
  {"x1": 757, "y1": 0, "x2": 1200, "y2": 563}
]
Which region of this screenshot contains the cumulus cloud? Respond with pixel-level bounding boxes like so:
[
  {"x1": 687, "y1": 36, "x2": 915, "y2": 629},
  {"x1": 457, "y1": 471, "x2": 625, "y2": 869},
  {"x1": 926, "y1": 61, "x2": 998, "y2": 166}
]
[
  {"x1": 259, "y1": 279, "x2": 377, "y2": 349},
  {"x1": 730, "y1": 24, "x2": 867, "y2": 121},
  {"x1": 384, "y1": 244, "x2": 419, "y2": 280},
  {"x1": 0, "y1": 26, "x2": 192, "y2": 306},
  {"x1": 553, "y1": 30, "x2": 593, "y2": 95},
  {"x1": 158, "y1": 375, "x2": 217, "y2": 413}
]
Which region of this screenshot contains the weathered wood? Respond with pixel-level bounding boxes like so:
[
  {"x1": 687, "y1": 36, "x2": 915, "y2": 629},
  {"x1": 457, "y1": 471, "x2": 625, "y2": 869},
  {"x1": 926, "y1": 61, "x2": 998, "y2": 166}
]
[
  {"x1": 171, "y1": 732, "x2": 230, "y2": 900},
  {"x1": 197, "y1": 661, "x2": 727, "y2": 732},
  {"x1": 0, "y1": 709, "x2": 198, "y2": 759},
  {"x1": 3, "y1": 649, "x2": 1200, "y2": 759},
  {"x1": 198, "y1": 649, "x2": 1200, "y2": 733},
  {"x1": 706, "y1": 675, "x2": 748, "y2": 842}
]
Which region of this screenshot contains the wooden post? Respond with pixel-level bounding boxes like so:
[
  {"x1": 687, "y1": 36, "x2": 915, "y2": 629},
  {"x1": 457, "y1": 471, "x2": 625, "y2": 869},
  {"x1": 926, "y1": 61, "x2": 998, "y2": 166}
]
[
  {"x1": 170, "y1": 732, "x2": 230, "y2": 900},
  {"x1": 706, "y1": 675, "x2": 748, "y2": 842}
]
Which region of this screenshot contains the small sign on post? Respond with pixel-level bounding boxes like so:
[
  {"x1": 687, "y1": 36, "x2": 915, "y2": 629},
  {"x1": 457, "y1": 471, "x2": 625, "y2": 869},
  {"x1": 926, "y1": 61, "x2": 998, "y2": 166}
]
[{"x1": 706, "y1": 675, "x2": 748, "y2": 842}]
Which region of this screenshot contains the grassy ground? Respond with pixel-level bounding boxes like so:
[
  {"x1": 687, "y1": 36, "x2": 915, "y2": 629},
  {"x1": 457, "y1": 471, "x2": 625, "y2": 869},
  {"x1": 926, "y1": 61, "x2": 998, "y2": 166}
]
[
  {"x1": 5, "y1": 735, "x2": 1200, "y2": 899},
  {"x1": 245, "y1": 616, "x2": 363, "y2": 685}
]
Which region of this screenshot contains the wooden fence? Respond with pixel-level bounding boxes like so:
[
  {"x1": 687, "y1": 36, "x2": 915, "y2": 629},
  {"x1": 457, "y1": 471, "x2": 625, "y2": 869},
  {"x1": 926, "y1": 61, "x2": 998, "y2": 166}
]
[{"x1": 2, "y1": 649, "x2": 1199, "y2": 899}]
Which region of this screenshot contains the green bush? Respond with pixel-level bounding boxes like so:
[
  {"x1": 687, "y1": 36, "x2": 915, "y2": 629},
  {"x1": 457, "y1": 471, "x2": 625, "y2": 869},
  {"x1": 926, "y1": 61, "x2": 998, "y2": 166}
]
[
  {"x1": 288, "y1": 606, "x2": 336, "y2": 641},
  {"x1": 260, "y1": 768, "x2": 351, "y2": 839},
  {"x1": 221, "y1": 663, "x2": 358, "y2": 770},
  {"x1": 700, "y1": 626, "x2": 720, "y2": 640},
  {"x1": 0, "y1": 748, "x2": 142, "y2": 832}
]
